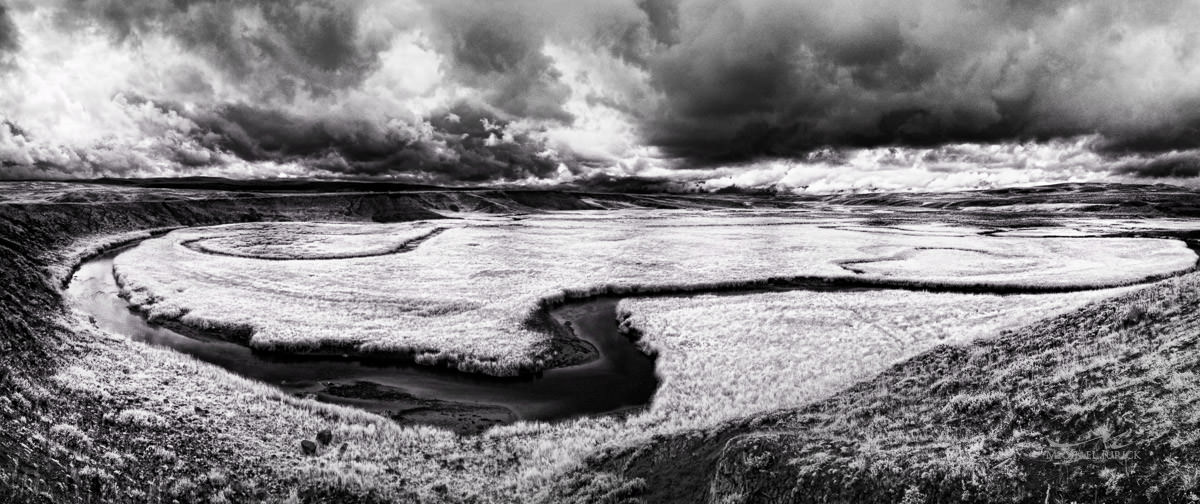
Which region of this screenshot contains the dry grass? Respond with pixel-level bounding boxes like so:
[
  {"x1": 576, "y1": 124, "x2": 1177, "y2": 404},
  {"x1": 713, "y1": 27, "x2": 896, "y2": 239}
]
[
  {"x1": 111, "y1": 211, "x2": 1193, "y2": 376},
  {"x1": 21, "y1": 204, "x2": 1200, "y2": 502},
  {"x1": 615, "y1": 288, "x2": 1127, "y2": 429},
  {"x1": 552, "y1": 273, "x2": 1200, "y2": 503},
  {"x1": 183, "y1": 221, "x2": 442, "y2": 260},
  {"x1": 51, "y1": 285, "x2": 1120, "y2": 503}
]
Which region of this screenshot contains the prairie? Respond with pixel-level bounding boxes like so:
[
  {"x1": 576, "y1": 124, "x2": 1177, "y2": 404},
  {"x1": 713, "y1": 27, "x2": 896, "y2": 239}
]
[
  {"x1": 52, "y1": 260, "x2": 1139, "y2": 503},
  {"x1": 614, "y1": 288, "x2": 1129, "y2": 427},
  {"x1": 111, "y1": 210, "x2": 1193, "y2": 376},
  {"x1": 6, "y1": 182, "x2": 1200, "y2": 503},
  {"x1": 181, "y1": 221, "x2": 446, "y2": 260}
]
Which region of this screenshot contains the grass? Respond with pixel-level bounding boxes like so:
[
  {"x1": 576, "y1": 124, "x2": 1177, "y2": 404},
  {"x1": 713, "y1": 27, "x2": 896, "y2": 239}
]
[
  {"x1": 50, "y1": 212, "x2": 1189, "y2": 502},
  {"x1": 7, "y1": 187, "x2": 1200, "y2": 503},
  {"x1": 614, "y1": 288, "x2": 1127, "y2": 429},
  {"x1": 112, "y1": 409, "x2": 168, "y2": 428},
  {"x1": 47, "y1": 227, "x2": 182, "y2": 289},
  {"x1": 549, "y1": 273, "x2": 1200, "y2": 504},
  {"x1": 40, "y1": 283, "x2": 1126, "y2": 503},
  {"x1": 110, "y1": 210, "x2": 1194, "y2": 376},
  {"x1": 182, "y1": 221, "x2": 444, "y2": 260}
]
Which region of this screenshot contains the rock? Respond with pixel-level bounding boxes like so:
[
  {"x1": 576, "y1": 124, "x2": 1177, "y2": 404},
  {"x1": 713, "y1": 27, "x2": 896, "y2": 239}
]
[
  {"x1": 316, "y1": 429, "x2": 333, "y2": 446},
  {"x1": 301, "y1": 439, "x2": 317, "y2": 455}
]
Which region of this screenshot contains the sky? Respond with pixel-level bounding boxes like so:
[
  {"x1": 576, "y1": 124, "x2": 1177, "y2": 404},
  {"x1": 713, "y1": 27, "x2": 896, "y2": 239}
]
[{"x1": 1, "y1": 0, "x2": 1199, "y2": 192}]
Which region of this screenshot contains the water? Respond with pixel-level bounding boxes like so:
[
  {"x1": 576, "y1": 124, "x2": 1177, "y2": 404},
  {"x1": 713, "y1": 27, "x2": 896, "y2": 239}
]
[
  {"x1": 68, "y1": 248, "x2": 659, "y2": 433},
  {"x1": 67, "y1": 232, "x2": 1197, "y2": 433}
]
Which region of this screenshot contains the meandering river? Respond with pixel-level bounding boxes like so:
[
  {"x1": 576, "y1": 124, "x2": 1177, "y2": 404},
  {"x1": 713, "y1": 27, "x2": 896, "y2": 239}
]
[
  {"x1": 68, "y1": 229, "x2": 1200, "y2": 434},
  {"x1": 69, "y1": 247, "x2": 659, "y2": 434}
]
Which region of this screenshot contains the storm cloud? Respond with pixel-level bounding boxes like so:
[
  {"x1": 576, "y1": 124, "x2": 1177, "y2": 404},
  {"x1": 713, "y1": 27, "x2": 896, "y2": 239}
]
[
  {"x1": 1, "y1": 0, "x2": 1199, "y2": 189},
  {"x1": 0, "y1": 2, "x2": 17, "y2": 77},
  {"x1": 639, "y1": 0, "x2": 1200, "y2": 161},
  {"x1": 1113, "y1": 150, "x2": 1200, "y2": 178}
]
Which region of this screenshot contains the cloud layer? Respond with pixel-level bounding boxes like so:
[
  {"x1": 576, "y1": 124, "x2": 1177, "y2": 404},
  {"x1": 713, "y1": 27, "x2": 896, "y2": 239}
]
[
  {"x1": 1, "y1": 0, "x2": 1199, "y2": 190},
  {"x1": 641, "y1": 0, "x2": 1200, "y2": 160}
]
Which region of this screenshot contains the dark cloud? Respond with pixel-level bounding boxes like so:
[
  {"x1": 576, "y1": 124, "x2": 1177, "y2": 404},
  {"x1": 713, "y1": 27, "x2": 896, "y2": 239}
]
[
  {"x1": 0, "y1": 0, "x2": 573, "y2": 182},
  {"x1": 638, "y1": 0, "x2": 1200, "y2": 163},
  {"x1": 421, "y1": 0, "x2": 665, "y2": 121},
  {"x1": 636, "y1": 0, "x2": 680, "y2": 47},
  {"x1": 4, "y1": 0, "x2": 1200, "y2": 185},
  {"x1": 425, "y1": 0, "x2": 573, "y2": 122},
  {"x1": 1092, "y1": 117, "x2": 1200, "y2": 154},
  {"x1": 51, "y1": 0, "x2": 390, "y2": 97},
  {"x1": 0, "y1": 3, "x2": 17, "y2": 54},
  {"x1": 1113, "y1": 152, "x2": 1200, "y2": 178},
  {"x1": 175, "y1": 100, "x2": 561, "y2": 182}
]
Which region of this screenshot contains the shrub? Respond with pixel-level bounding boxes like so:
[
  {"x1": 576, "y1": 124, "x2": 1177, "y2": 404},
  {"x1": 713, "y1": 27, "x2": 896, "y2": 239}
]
[
  {"x1": 114, "y1": 408, "x2": 168, "y2": 428},
  {"x1": 49, "y1": 423, "x2": 91, "y2": 449}
]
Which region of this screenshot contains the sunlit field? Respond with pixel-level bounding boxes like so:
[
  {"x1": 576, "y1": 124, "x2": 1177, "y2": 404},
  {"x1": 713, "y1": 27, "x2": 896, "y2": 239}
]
[
  {"x1": 615, "y1": 287, "x2": 1128, "y2": 426},
  {"x1": 8, "y1": 0, "x2": 1200, "y2": 497},
  {"x1": 31, "y1": 207, "x2": 1179, "y2": 500},
  {"x1": 181, "y1": 221, "x2": 445, "y2": 260},
  {"x1": 112, "y1": 210, "x2": 1194, "y2": 376},
  {"x1": 6, "y1": 189, "x2": 1195, "y2": 503},
  {"x1": 48, "y1": 286, "x2": 1122, "y2": 500}
]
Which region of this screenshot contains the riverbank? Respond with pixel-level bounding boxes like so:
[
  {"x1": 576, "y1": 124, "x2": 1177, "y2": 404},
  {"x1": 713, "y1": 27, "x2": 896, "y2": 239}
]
[
  {"x1": 1, "y1": 187, "x2": 721, "y2": 503},
  {"x1": 548, "y1": 267, "x2": 1200, "y2": 503},
  {"x1": 70, "y1": 248, "x2": 661, "y2": 435},
  {"x1": 6, "y1": 182, "x2": 1200, "y2": 503}
]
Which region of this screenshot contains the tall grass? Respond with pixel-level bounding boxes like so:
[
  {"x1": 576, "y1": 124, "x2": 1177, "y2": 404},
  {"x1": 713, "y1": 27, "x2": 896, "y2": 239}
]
[
  {"x1": 51, "y1": 282, "x2": 1128, "y2": 502},
  {"x1": 181, "y1": 221, "x2": 444, "y2": 260},
  {"x1": 613, "y1": 288, "x2": 1126, "y2": 431},
  {"x1": 112, "y1": 211, "x2": 1193, "y2": 376},
  {"x1": 45, "y1": 209, "x2": 1200, "y2": 502}
]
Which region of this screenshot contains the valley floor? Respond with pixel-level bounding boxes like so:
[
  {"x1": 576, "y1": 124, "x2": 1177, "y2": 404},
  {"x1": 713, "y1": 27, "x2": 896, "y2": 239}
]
[{"x1": 4, "y1": 182, "x2": 1200, "y2": 503}]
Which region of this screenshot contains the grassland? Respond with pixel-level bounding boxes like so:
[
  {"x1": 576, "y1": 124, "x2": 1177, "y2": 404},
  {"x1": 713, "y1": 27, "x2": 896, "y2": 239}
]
[
  {"x1": 6, "y1": 182, "x2": 1200, "y2": 503},
  {"x1": 31, "y1": 272, "x2": 1127, "y2": 503},
  {"x1": 181, "y1": 222, "x2": 445, "y2": 260},
  {"x1": 614, "y1": 288, "x2": 1127, "y2": 428},
  {"x1": 111, "y1": 211, "x2": 1192, "y2": 376},
  {"x1": 553, "y1": 272, "x2": 1200, "y2": 504}
]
